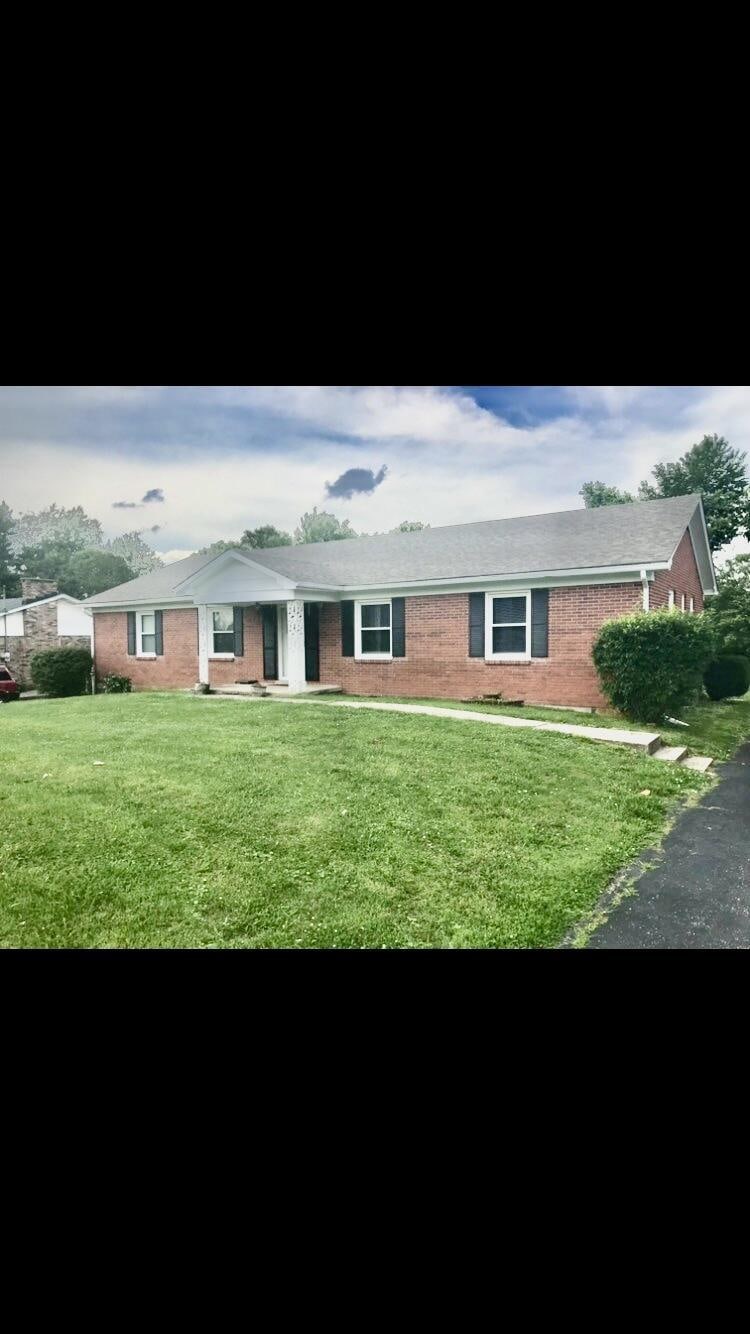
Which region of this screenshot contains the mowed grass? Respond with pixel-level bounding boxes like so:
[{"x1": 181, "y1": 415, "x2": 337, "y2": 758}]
[
  {"x1": 341, "y1": 692, "x2": 750, "y2": 761},
  {"x1": 0, "y1": 692, "x2": 710, "y2": 949}
]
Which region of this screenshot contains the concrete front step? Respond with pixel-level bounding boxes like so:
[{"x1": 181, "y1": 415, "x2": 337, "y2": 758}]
[
  {"x1": 652, "y1": 745, "x2": 689, "y2": 763},
  {"x1": 681, "y1": 755, "x2": 714, "y2": 772}
]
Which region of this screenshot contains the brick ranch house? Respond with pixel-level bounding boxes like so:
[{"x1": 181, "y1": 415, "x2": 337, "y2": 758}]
[
  {"x1": 85, "y1": 494, "x2": 716, "y2": 709},
  {"x1": 1, "y1": 579, "x2": 92, "y2": 684}
]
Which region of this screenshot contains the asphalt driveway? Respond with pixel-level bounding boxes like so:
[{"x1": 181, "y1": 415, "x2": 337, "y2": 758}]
[{"x1": 587, "y1": 743, "x2": 750, "y2": 949}]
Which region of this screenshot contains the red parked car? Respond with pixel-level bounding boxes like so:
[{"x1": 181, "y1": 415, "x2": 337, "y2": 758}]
[{"x1": 0, "y1": 665, "x2": 21, "y2": 702}]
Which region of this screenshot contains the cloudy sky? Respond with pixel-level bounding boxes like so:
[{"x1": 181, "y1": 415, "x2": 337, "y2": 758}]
[{"x1": 0, "y1": 385, "x2": 748, "y2": 564}]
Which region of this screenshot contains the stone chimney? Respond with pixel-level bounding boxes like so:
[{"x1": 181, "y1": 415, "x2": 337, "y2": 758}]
[{"x1": 21, "y1": 578, "x2": 58, "y2": 604}]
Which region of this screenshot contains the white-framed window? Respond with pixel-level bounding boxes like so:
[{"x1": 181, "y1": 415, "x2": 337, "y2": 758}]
[
  {"x1": 485, "y1": 590, "x2": 531, "y2": 661},
  {"x1": 680, "y1": 593, "x2": 686, "y2": 612},
  {"x1": 690, "y1": 596, "x2": 695, "y2": 614},
  {"x1": 668, "y1": 590, "x2": 675, "y2": 609},
  {"x1": 355, "y1": 599, "x2": 392, "y2": 659},
  {"x1": 137, "y1": 611, "x2": 156, "y2": 656},
  {"x1": 211, "y1": 605, "x2": 234, "y2": 657}
]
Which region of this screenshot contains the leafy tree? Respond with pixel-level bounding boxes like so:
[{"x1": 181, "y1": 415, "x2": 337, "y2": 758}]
[
  {"x1": 63, "y1": 548, "x2": 134, "y2": 598},
  {"x1": 11, "y1": 503, "x2": 103, "y2": 554},
  {"x1": 0, "y1": 501, "x2": 20, "y2": 596},
  {"x1": 198, "y1": 540, "x2": 239, "y2": 556},
  {"x1": 638, "y1": 434, "x2": 750, "y2": 550},
  {"x1": 579, "y1": 481, "x2": 635, "y2": 508},
  {"x1": 242, "y1": 524, "x2": 292, "y2": 549},
  {"x1": 704, "y1": 554, "x2": 750, "y2": 658},
  {"x1": 104, "y1": 531, "x2": 163, "y2": 574},
  {"x1": 13, "y1": 538, "x2": 80, "y2": 593},
  {"x1": 294, "y1": 508, "x2": 357, "y2": 544},
  {"x1": 391, "y1": 520, "x2": 430, "y2": 532}
]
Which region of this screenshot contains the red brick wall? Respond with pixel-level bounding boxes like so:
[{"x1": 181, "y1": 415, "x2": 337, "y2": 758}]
[
  {"x1": 318, "y1": 583, "x2": 644, "y2": 708},
  {"x1": 94, "y1": 609, "x2": 200, "y2": 688},
  {"x1": 93, "y1": 607, "x2": 267, "y2": 689},
  {"x1": 205, "y1": 607, "x2": 265, "y2": 686},
  {"x1": 650, "y1": 528, "x2": 705, "y2": 612}
]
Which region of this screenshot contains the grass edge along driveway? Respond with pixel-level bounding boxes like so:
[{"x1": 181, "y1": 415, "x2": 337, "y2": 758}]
[{"x1": 0, "y1": 692, "x2": 711, "y2": 949}]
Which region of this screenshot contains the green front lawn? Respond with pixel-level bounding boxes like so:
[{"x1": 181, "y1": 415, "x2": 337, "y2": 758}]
[
  {"x1": 0, "y1": 692, "x2": 710, "y2": 949},
  {"x1": 340, "y1": 692, "x2": 750, "y2": 761}
]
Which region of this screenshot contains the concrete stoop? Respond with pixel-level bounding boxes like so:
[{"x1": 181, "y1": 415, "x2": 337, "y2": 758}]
[{"x1": 202, "y1": 691, "x2": 715, "y2": 769}]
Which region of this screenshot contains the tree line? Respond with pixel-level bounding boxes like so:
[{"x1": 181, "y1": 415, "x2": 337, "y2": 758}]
[
  {"x1": 580, "y1": 433, "x2": 750, "y2": 552},
  {"x1": 0, "y1": 503, "x2": 162, "y2": 599}
]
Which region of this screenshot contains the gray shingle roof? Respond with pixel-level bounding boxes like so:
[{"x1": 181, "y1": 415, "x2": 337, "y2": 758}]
[{"x1": 84, "y1": 494, "x2": 706, "y2": 605}]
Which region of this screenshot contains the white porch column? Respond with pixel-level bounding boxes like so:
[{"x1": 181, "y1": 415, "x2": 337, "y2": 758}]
[
  {"x1": 197, "y1": 603, "x2": 209, "y2": 684},
  {"x1": 286, "y1": 599, "x2": 306, "y2": 692}
]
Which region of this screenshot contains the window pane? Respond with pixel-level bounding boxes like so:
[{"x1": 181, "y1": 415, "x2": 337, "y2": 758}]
[
  {"x1": 492, "y1": 596, "x2": 525, "y2": 625},
  {"x1": 212, "y1": 607, "x2": 233, "y2": 632},
  {"x1": 141, "y1": 613, "x2": 155, "y2": 635},
  {"x1": 493, "y1": 625, "x2": 526, "y2": 654},
  {"x1": 361, "y1": 603, "x2": 390, "y2": 628},
  {"x1": 213, "y1": 631, "x2": 234, "y2": 654},
  {"x1": 141, "y1": 634, "x2": 156, "y2": 654},
  {"x1": 361, "y1": 628, "x2": 391, "y2": 653}
]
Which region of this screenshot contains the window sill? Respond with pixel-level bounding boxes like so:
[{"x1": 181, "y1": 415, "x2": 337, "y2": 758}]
[
  {"x1": 355, "y1": 655, "x2": 394, "y2": 662},
  {"x1": 210, "y1": 654, "x2": 235, "y2": 660},
  {"x1": 484, "y1": 656, "x2": 532, "y2": 664},
  {"x1": 136, "y1": 653, "x2": 157, "y2": 660}
]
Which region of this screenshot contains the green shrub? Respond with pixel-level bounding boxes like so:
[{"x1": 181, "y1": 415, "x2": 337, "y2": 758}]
[
  {"x1": 101, "y1": 673, "x2": 132, "y2": 694},
  {"x1": 31, "y1": 647, "x2": 93, "y2": 698},
  {"x1": 703, "y1": 655, "x2": 750, "y2": 701},
  {"x1": 592, "y1": 610, "x2": 715, "y2": 723}
]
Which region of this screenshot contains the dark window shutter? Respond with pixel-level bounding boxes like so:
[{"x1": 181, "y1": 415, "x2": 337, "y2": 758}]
[
  {"x1": 155, "y1": 609, "x2": 164, "y2": 656},
  {"x1": 127, "y1": 611, "x2": 136, "y2": 655},
  {"x1": 233, "y1": 606, "x2": 244, "y2": 657},
  {"x1": 304, "y1": 603, "x2": 320, "y2": 681},
  {"x1": 531, "y1": 589, "x2": 549, "y2": 658},
  {"x1": 391, "y1": 597, "x2": 405, "y2": 657},
  {"x1": 262, "y1": 605, "x2": 277, "y2": 679},
  {"x1": 341, "y1": 600, "x2": 354, "y2": 656},
  {"x1": 468, "y1": 593, "x2": 484, "y2": 657}
]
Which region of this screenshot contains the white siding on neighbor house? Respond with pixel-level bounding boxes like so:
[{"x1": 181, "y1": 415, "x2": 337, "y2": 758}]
[
  {"x1": 1, "y1": 609, "x2": 24, "y2": 637},
  {"x1": 57, "y1": 600, "x2": 92, "y2": 635}
]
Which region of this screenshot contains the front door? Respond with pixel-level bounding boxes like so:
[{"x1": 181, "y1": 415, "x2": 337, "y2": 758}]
[{"x1": 304, "y1": 603, "x2": 320, "y2": 681}]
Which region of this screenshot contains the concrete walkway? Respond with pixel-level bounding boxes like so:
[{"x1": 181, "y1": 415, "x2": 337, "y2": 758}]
[
  {"x1": 208, "y1": 690, "x2": 662, "y2": 755},
  {"x1": 587, "y1": 743, "x2": 750, "y2": 948}
]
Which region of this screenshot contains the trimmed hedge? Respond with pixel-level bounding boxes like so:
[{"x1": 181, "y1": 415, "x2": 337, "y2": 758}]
[
  {"x1": 31, "y1": 647, "x2": 93, "y2": 698},
  {"x1": 592, "y1": 610, "x2": 715, "y2": 723},
  {"x1": 703, "y1": 655, "x2": 750, "y2": 701}
]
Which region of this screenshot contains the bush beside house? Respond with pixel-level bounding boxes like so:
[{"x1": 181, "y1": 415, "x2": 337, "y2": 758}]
[
  {"x1": 703, "y1": 655, "x2": 750, "y2": 701},
  {"x1": 31, "y1": 647, "x2": 93, "y2": 697},
  {"x1": 593, "y1": 610, "x2": 715, "y2": 722}
]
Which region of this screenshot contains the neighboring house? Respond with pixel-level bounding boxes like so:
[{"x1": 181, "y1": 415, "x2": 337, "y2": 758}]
[
  {"x1": 84, "y1": 494, "x2": 716, "y2": 709},
  {"x1": 1, "y1": 579, "x2": 93, "y2": 684}
]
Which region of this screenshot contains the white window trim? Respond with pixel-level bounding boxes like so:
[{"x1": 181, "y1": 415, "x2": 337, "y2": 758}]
[
  {"x1": 209, "y1": 604, "x2": 235, "y2": 659},
  {"x1": 689, "y1": 596, "x2": 695, "y2": 613},
  {"x1": 668, "y1": 590, "x2": 675, "y2": 609},
  {"x1": 355, "y1": 597, "x2": 393, "y2": 660},
  {"x1": 485, "y1": 589, "x2": 532, "y2": 662},
  {"x1": 680, "y1": 593, "x2": 686, "y2": 612},
  {"x1": 136, "y1": 611, "x2": 157, "y2": 658}
]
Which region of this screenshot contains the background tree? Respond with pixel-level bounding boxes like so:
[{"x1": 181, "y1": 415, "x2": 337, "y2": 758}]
[
  {"x1": 11, "y1": 503, "x2": 104, "y2": 553},
  {"x1": 13, "y1": 538, "x2": 81, "y2": 593},
  {"x1": 104, "y1": 531, "x2": 163, "y2": 574},
  {"x1": 704, "y1": 554, "x2": 750, "y2": 659},
  {"x1": 638, "y1": 434, "x2": 750, "y2": 550},
  {"x1": 0, "y1": 501, "x2": 20, "y2": 596},
  {"x1": 62, "y1": 549, "x2": 135, "y2": 599},
  {"x1": 391, "y1": 520, "x2": 429, "y2": 532},
  {"x1": 579, "y1": 481, "x2": 635, "y2": 508},
  {"x1": 198, "y1": 539, "x2": 238, "y2": 556},
  {"x1": 242, "y1": 524, "x2": 292, "y2": 548},
  {"x1": 294, "y1": 508, "x2": 357, "y2": 544}
]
